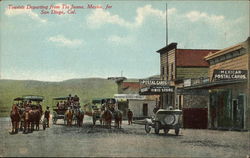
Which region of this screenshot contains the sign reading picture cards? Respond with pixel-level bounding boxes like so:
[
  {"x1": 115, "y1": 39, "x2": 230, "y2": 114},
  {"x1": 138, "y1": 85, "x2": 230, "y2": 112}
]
[{"x1": 213, "y1": 70, "x2": 248, "y2": 81}]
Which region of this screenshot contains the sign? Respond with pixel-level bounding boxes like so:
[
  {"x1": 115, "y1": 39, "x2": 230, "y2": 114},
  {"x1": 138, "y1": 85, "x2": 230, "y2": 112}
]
[
  {"x1": 139, "y1": 79, "x2": 169, "y2": 86},
  {"x1": 114, "y1": 94, "x2": 146, "y2": 100},
  {"x1": 184, "y1": 79, "x2": 191, "y2": 87},
  {"x1": 139, "y1": 85, "x2": 175, "y2": 95},
  {"x1": 213, "y1": 70, "x2": 247, "y2": 81}
]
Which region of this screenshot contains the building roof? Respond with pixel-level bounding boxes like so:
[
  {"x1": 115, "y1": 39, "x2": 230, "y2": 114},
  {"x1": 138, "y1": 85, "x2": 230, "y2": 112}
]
[
  {"x1": 156, "y1": 43, "x2": 177, "y2": 53},
  {"x1": 205, "y1": 44, "x2": 243, "y2": 61},
  {"x1": 176, "y1": 49, "x2": 219, "y2": 67},
  {"x1": 205, "y1": 37, "x2": 250, "y2": 61}
]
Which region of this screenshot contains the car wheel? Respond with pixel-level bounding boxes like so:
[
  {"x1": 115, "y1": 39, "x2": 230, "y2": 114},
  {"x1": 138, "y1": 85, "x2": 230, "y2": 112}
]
[
  {"x1": 164, "y1": 128, "x2": 169, "y2": 135},
  {"x1": 145, "y1": 123, "x2": 151, "y2": 133},
  {"x1": 175, "y1": 126, "x2": 180, "y2": 136},
  {"x1": 154, "y1": 122, "x2": 160, "y2": 134}
]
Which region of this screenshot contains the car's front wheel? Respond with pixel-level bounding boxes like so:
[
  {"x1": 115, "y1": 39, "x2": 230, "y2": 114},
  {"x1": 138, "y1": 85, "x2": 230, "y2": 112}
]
[
  {"x1": 154, "y1": 122, "x2": 160, "y2": 134},
  {"x1": 145, "y1": 123, "x2": 151, "y2": 133}
]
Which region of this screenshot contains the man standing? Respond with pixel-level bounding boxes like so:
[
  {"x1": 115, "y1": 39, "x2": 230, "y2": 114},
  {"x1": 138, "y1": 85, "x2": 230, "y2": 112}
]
[
  {"x1": 44, "y1": 106, "x2": 50, "y2": 128},
  {"x1": 127, "y1": 109, "x2": 133, "y2": 125}
]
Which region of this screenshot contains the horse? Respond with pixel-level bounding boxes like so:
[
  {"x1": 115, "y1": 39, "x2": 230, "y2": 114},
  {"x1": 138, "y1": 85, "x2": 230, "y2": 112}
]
[
  {"x1": 65, "y1": 109, "x2": 74, "y2": 126},
  {"x1": 114, "y1": 110, "x2": 123, "y2": 129},
  {"x1": 19, "y1": 107, "x2": 25, "y2": 131},
  {"x1": 101, "y1": 109, "x2": 113, "y2": 129},
  {"x1": 75, "y1": 108, "x2": 84, "y2": 127},
  {"x1": 10, "y1": 104, "x2": 20, "y2": 134},
  {"x1": 33, "y1": 109, "x2": 42, "y2": 131},
  {"x1": 23, "y1": 108, "x2": 35, "y2": 133}
]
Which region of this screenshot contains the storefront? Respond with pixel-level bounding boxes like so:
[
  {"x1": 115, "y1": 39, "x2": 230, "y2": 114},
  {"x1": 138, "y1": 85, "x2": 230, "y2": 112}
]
[{"x1": 204, "y1": 37, "x2": 249, "y2": 130}]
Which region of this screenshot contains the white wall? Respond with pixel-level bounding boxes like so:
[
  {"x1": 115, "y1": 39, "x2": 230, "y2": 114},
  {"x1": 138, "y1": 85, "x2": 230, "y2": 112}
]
[{"x1": 128, "y1": 99, "x2": 156, "y2": 118}]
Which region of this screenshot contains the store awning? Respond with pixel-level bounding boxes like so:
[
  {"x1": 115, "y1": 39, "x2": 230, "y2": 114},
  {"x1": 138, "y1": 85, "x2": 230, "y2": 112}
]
[{"x1": 181, "y1": 79, "x2": 247, "y2": 90}]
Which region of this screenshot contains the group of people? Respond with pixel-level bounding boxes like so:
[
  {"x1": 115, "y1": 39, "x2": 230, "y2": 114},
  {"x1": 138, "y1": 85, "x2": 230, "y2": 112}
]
[{"x1": 56, "y1": 94, "x2": 80, "y2": 110}]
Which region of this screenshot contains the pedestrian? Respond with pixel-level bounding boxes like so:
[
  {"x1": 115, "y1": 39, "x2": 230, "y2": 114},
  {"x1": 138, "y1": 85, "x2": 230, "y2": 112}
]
[
  {"x1": 44, "y1": 106, "x2": 50, "y2": 128},
  {"x1": 127, "y1": 109, "x2": 133, "y2": 125}
]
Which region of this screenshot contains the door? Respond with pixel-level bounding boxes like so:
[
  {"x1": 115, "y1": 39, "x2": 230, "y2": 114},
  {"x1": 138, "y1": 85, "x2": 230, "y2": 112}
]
[
  {"x1": 143, "y1": 104, "x2": 148, "y2": 116},
  {"x1": 234, "y1": 94, "x2": 245, "y2": 129}
]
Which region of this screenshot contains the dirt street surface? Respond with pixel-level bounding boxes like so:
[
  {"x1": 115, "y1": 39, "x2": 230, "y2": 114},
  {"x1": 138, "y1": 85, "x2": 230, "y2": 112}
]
[{"x1": 1, "y1": 116, "x2": 249, "y2": 157}]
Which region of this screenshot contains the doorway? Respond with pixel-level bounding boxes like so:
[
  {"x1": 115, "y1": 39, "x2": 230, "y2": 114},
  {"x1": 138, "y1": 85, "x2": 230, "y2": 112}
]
[{"x1": 143, "y1": 104, "x2": 148, "y2": 116}]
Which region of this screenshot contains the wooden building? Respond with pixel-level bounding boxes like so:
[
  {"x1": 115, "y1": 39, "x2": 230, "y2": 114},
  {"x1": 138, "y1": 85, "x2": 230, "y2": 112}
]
[
  {"x1": 204, "y1": 37, "x2": 250, "y2": 130},
  {"x1": 156, "y1": 43, "x2": 218, "y2": 109}
]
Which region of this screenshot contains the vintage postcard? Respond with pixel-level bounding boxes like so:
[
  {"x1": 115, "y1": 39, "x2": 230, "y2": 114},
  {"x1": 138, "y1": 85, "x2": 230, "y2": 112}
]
[{"x1": 0, "y1": 0, "x2": 249, "y2": 157}]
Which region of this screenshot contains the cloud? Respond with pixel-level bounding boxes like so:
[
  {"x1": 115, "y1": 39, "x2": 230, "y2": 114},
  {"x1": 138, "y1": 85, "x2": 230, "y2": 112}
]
[
  {"x1": 185, "y1": 11, "x2": 224, "y2": 23},
  {"x1": 86, "y1": 5, "x2": 176, "y2": 29},
  {"x1": 5, "y1": 7, "x2": 47, "y2": 23},
  {"x1": 184, "y1": 10, "x2": 247, "y2": 43},
  {"x1": 107, "y1": 35, "x2": 135, "y2": 45},
  {"x1": 48, "y1": 35, "x2": 83, "y2": 47}
]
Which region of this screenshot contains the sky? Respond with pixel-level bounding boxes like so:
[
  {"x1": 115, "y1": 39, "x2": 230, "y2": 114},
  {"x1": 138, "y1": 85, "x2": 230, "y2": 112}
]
[{"x1": 0, "y1": 0, "x2": 249, "y2": 81}]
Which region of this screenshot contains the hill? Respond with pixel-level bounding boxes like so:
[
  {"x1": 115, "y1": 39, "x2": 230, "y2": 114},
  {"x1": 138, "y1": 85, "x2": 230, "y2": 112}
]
[{"x1": 0, "y1": 78, "x2": 117, "y2": 117}]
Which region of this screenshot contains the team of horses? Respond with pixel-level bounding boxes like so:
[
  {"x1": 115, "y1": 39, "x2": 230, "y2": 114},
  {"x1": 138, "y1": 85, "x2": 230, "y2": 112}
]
[
  {"x1": 99, "y1": 108, "x2": 123, "y2": 129},
  {"x1": 10, "y1": 103, "x2": 123, "y2": 134},
  {"x1": 10, "y1": 104, "x2": 43, "y2": 134},
  {"x1": 65, "y1": 108, "x2": 85, "y2": 127}
]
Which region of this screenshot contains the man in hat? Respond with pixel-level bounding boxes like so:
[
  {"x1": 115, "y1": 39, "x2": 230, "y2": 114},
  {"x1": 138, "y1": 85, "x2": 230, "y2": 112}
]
[
  {"x1": 127, "y1": 109, "x2": 133, "y2": 125},
  {"x1": 44, "y1": 106, "x2": 50, "y2": 127}
]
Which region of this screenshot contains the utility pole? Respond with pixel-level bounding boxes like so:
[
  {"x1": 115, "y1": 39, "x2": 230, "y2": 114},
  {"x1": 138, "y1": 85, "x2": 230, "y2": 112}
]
[{"x1": 166, "y1": 3, "x2": 168, "y2": 46}]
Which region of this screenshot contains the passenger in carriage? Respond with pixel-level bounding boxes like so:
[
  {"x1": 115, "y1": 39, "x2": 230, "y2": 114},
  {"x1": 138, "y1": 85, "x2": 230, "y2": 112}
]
[
  {"x1": 73, "y1": 95, "x2": 79, "y2": 103},
  {"x1": 58, "y1": 101, "x2": 64, "y2": 109}
]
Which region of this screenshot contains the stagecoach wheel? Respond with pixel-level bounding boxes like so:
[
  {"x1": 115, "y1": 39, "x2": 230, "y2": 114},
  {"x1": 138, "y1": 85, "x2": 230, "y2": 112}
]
[
  {"x1": 145, "y1": 123, "x2": 151, "y2": 133},
  {"x1": 154, "y1": 122, "x2": 160, "y2": 134},
  {"x1": 53, "y1": 118, "x2": 57, "y2": 124},
  {"x1": 164, "y1": 128, "x2": 169, "y2": 135}
]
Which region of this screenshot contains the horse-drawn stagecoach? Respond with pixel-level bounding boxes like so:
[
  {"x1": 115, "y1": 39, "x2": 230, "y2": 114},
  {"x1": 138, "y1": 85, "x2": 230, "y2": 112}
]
[
  {"x1": 52, "y1": 96, "x2": 69, "y2": 124},
  {"x1": 10, "y1": 95, "x2": 46, "y2": 134},
  {"x1": 52, "y1": 95, "x2": 84, "y2": 126},
  {"x1": 92, "y1": 98, "x2": 122, "y2": 128}
]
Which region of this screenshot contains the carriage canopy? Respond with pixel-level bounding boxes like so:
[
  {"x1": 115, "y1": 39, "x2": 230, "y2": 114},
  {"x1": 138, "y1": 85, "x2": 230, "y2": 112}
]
[{"x1": 53, "y1": 96, "x2": 69, "y2": 100}]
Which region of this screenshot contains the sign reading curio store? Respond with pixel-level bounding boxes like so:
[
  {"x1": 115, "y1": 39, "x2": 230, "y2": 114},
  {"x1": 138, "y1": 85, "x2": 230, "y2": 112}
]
[{"x1": 213, "y1": 70, "x2": 248, "y2": 81}]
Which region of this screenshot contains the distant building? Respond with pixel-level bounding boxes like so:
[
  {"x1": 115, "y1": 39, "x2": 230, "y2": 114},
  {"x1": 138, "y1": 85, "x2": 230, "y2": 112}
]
[{"x1": 115, "y1": 78, "x2": 159, "y2": 119}]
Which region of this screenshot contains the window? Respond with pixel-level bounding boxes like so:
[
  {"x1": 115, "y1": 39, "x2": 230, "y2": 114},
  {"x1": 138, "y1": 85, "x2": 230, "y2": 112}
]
[
  {"x1": 179, "y1": 95, "x2": 182, "y2": 109},
  {"x1": 170, "y1": 63, "x2": 174, "y2": 80},
  {"x1": 166, "y1": 65, "x2": 169, "y2": 79}
]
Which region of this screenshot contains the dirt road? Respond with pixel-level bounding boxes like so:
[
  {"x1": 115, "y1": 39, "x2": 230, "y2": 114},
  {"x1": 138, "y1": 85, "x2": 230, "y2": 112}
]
[{"x1": 0, "y1": 116, "x2": 249, "y2": 157}]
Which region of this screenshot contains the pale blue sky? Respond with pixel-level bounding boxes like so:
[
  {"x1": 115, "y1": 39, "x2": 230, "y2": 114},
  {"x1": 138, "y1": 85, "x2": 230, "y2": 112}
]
[{"x1": 0, "y1": 0, "x2": 249, "y2": 81}]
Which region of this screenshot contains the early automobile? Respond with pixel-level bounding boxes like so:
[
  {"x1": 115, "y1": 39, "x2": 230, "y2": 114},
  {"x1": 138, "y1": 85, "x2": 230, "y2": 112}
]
[{"x1": 144, "y1": 109, "x2": 182, "y2": 135}]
